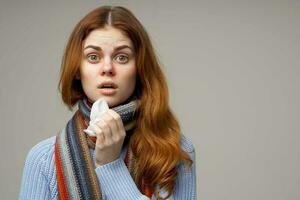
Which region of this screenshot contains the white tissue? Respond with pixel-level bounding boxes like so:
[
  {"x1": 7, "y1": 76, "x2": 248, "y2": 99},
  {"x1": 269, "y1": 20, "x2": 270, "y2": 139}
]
[{"x1": 83, "y1": 97, "x2": 109, "y2": 136}]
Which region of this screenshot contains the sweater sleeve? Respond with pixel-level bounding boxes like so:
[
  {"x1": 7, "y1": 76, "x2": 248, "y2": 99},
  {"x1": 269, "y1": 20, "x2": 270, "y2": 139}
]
[
  {"x1": 156, "y1": 135, "x2": 197, "y2": 200},
  {"x1": 19, "y1": 137, "x2": 56, "y2": 200},
  {"x1": 95, "y1": 158, "x2": 149, "y2": 200},
  {"x1": 172, "y1": 148, "x2": 197, "y2": 199},
  {"x1": 95, "y1": 135, "x2": 197, "y2": 200}
]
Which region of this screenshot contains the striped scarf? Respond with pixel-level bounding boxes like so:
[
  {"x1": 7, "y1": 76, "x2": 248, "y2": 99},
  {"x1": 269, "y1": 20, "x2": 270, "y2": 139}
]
[{"x1": 55, "y1": 98, "x2": 153, "y2": 199}]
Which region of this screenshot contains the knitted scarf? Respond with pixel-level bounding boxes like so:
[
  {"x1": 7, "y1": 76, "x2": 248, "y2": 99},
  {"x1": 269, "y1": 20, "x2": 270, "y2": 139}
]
[{"x1": 55, "y1": 98, "x2": 153, "y2": 200}]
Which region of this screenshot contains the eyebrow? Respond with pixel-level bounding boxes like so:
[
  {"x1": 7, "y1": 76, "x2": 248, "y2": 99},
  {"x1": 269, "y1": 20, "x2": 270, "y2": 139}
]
[{"x1": 83, "y1": 44, "x2": 133, "y2": 52}]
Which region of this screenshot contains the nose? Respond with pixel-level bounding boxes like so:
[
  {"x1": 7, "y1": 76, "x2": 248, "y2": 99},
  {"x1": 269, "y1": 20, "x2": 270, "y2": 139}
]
[{"x1": 100, "y1": 57, "x2": 115, "y2": 76}]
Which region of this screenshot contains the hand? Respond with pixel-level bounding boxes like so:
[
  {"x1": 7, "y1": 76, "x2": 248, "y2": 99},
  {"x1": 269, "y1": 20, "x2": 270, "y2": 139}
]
[{"x1": 93, "y1": 109, "x2": 126, "y2": 167}]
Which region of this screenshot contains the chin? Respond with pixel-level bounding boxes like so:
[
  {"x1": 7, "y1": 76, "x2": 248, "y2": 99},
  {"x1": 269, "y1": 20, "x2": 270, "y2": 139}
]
[
  {"x1": 93, "y1": 95, "x2": 129, "y2": 108},
  {"x1": 101, "y1": 96, "x2": 120, "y2": 108}
]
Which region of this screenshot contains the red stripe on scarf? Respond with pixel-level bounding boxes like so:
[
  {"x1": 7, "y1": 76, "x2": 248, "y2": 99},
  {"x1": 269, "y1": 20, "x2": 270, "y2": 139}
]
[
  {"x1": 78, "y1": 114, "x2": 97, "y2": 143},
  {"x1": 142, "y1": 180, "x2": 154, "y2": 198},
  {"x1": 54, "y1": 138, "x2": 70, "y2": 200}
]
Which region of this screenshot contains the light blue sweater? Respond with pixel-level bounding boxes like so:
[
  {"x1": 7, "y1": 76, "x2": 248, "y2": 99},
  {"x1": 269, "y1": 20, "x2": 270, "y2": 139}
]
[{"x1": 19, "y1": 135, "x2": 196, "y2": 200}]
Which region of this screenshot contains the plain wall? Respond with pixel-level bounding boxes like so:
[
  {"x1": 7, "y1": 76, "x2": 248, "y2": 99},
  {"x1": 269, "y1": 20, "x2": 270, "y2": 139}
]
[{"x1": 1, "y1": 0, "x2": 299, "y2": 199}]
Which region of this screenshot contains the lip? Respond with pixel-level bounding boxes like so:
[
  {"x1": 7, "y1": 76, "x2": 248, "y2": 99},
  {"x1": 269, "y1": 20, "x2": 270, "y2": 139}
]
[
  {"x1": 98, "y1": 81, "x2": 118, "y2": 89},
  {"x1": 99, "y1": 88, "x2": 117, "y2": 96}
]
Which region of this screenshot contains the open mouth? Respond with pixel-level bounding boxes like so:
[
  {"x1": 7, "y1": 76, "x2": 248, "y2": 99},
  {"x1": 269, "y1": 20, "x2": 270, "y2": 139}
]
[
  {"x1": 98, "y1": 82, "x2": 117, "y2": 95},
  {"x1": 98, "y1": 82, "x2": 118, "y2": 89},
  {"x1": 100, "y1": 85, "x2": 116, "y2": 89}
]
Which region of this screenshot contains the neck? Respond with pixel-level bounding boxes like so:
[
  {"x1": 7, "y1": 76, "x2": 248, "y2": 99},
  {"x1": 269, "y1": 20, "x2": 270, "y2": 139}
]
[
  {"x1": 79, "y1": 97, "x2": 140, "y2": 130},
  {"x1": 78, "y1": 97, "x2": 139, "y2": 149}
]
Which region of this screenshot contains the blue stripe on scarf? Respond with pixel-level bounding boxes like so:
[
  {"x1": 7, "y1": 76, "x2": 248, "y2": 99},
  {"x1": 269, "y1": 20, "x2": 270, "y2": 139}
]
[{"x1": 66, "y1": 115, "x2": 93, "y2": 199}]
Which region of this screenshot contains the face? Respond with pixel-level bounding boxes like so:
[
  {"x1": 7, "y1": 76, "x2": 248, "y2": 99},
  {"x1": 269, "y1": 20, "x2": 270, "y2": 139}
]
[{"x1": 79, "y1": 26, "x2": 136, "y2": 107}]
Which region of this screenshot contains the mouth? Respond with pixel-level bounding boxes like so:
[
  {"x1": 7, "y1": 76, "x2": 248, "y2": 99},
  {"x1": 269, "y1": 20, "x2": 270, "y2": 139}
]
[
  {"x1": 98, "y1": 81, "x2": 118, "y2": 89},
  {"x1": 98, "y1": 81, "x2": 118, "y2": 96}
]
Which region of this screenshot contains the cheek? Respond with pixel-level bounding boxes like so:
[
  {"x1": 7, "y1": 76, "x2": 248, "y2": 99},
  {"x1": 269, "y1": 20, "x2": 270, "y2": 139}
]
[
  {"x1": 80, "y1": 64, "x2": 97, "y2": 81},
  {"x1": 80, "y1": 66, "x2": 97, "y2": 90},
  {"x1": 123, "y1": 67, "x2": 136, "y2": 86}
]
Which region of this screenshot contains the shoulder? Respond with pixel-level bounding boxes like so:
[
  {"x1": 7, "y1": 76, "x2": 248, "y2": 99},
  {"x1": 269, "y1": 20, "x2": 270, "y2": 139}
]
[
  {"x1": 24, "y1": 136, "x2": 56, "y2": 171},
  {"x1": 177, "y1": 134, "x2": 196, "y2": 179},
  {"x1": 26, "y1": 136, "x2": 56, "y2": 159},
  {"x1": 179, "y1": 134, "x2": 195, "y2": 153}
]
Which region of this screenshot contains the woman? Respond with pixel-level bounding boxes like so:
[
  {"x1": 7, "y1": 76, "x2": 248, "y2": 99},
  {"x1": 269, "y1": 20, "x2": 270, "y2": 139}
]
[{"x1": 19, "y1": 6, "x2": 196, "y2": 200}]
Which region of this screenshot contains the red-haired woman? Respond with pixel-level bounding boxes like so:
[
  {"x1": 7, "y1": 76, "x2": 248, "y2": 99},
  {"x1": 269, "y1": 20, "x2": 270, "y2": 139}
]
[{"x1": 20, "y1": 6, "x2": 196, "y2": 200}]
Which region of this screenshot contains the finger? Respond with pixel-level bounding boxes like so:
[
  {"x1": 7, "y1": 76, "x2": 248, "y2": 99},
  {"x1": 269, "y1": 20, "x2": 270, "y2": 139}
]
[
  {"x1": 96, "y1": 118, "x2": 112, "y2": 140},
  {"x1": 108, "y1": 109, "x2": 125, "y2": 137},
  {"x1": 106, "y1": 110, "x2": 125, "y2": 141},
  {"x1": 90, "y1": 123, "x2": 102, "y2": 135},
  {"x1": 91, "y1": 120, "x2": 105, "y2": 149},
  {"x1": 94, "y1": 121, "x2": 104, "y2": 140},
  {"x1": 95, "y1": 130, "x2": 105, "y2": 149},
  {"x1": 102, "y1": 111, "x2": 119, "y2": 137}
]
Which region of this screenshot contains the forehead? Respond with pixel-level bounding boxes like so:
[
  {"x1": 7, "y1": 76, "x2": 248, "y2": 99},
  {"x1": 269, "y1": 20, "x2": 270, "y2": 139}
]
[{"x1": 83, "y1": 27, "x2": 132, "y2": 48}]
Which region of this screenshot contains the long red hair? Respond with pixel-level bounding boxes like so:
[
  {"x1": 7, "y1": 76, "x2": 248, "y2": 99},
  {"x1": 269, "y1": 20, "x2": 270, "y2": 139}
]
[{"x1": 58, "y1": 6, "x2": 192, "y2": 199}]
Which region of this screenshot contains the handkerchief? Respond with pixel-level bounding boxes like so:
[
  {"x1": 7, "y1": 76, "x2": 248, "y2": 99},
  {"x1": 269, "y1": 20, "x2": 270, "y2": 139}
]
[{"x1": 83, "y1": 97, "x2": 109, "y2": 136}]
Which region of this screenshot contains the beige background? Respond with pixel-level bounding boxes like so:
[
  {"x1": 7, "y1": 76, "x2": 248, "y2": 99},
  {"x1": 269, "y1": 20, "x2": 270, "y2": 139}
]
[{"x1": 1, "y1": 0, "x2": 300, "y2": 199}]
